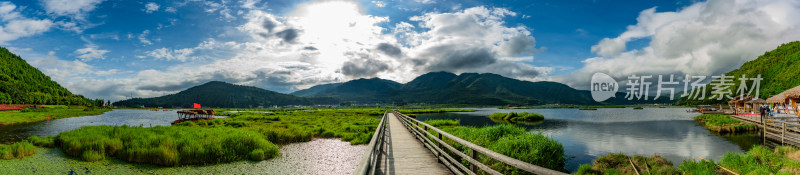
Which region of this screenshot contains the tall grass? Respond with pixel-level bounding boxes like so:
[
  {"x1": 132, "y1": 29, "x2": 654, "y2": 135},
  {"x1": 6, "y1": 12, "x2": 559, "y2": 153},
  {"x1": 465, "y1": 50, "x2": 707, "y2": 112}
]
[
  {"x1": 575, "y1": 145, "x2": 800, "y2": 174},
  {"x1": 0, "y1": 108, "x2": 111, "y2": 125},
  {"x1": 576, "y1": 153, "x2": 678, "y2": 174},
  {"x1": 716, "y1": 145, "x2": 800, "y2": 174},
  {"x1": 694, "y1": 114, "x2": 757, "y2": 133},
  {"x1": 0, "y1": 141, "x2": 37, "y2": 160},
  {"x1": 488, "y1": 112, "x2": 544, "y2": 122},
  {"x1": 56, "y1": 125, "x2": 278, "y2": 166},
  {"x1": 424, "y1": 119, "x2": 460, "y2": 127},
  {"x1": 26, "y1": 136, "x2": 56, "y2": 147},
  {"x1": 423, "y1": 121, "x2": 566, "y2": 173},
  {"x1": 397, "y1": 108, "x2": 474, "y2": 114},
  {"x1": 187, "y1": 110, "x2": 381, "y2": 145}
]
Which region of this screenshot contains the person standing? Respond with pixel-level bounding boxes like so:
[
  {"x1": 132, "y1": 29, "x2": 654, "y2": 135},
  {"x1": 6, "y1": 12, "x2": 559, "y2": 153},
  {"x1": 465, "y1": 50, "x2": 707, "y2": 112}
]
[{"x1": 759, "y1": 105, "x2": 766, "y2": 123}]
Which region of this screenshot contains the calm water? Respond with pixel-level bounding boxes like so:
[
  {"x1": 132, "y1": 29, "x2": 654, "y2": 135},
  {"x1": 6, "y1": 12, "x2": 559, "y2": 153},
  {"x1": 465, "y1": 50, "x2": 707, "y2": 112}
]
[{"x1": 416, "y1": 107, "x2": 763, "y2": 172}]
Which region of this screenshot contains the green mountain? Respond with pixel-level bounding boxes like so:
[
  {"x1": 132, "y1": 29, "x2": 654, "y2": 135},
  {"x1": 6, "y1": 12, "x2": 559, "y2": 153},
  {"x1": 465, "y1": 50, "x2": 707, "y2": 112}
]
[
  {"x1": 676, "y1": 41, "x2": 800, "y2": 105},
  {"x1": 297, "y1": 72, "x2": 673, "y2": 105},
  {"x1": 0, "y1": 47, "x2": 101, "y2": 106},
  {"x1": 112, "y1": 81, "x2": 332, "y2": 108},
  {"x1": 290, "y1": 83, "x2": 342, "y2": 97},
  {"x1": 310, "y1": 78, "x2": 403, "y2": 103}
]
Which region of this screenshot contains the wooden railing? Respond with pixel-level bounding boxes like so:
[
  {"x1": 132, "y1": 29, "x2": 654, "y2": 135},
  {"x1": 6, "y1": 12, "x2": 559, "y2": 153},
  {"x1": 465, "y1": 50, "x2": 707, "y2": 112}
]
[
  {"x1": 762, "y1": 118, "x2": 800, "y2": 146},
  {"x1": 731, "y1": 115, "x2": 800, "y2": 146},
  {"x1": 353, "y1": 112, "x2": 388, "y2": 175},
  {"x1": 394, "y1": 111, "x2": 567, "y2": 175}
]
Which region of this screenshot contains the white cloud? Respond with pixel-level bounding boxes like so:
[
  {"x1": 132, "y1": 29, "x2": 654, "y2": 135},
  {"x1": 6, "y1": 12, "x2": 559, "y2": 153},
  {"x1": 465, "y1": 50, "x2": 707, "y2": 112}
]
[
  {"x1": 41, "y1": 0, "x2": 104, "y2": 19},
  {"x1": 372, "y1": 1, "x2": 386, "y2": 7},
  {"x1": 144, "y1": 2, "x2": 159, "y2": 13},
  {"x1": 416, "y1": 0, "x2": 435, "y2": 4},
  {"x1": 74, "y1": 44, "x2": 109, "y2": 61},
  {"x1": 397, "y1": 6, "x2": 546, "y2": 80},
  {"x1": 138, "y1": 30, "x2": 152, "y2": 45},
  {"x1": 165, "y1": 7, "x2": 177, "y2": 13},
  {"x1": 241, "y1": 0, "x2": 260, "y2": 9},
  {"x1": 146, "y1": 48, "x2": 194, "y2": 61},
  {"x1": 559, "y1": 0, "x2": 800, "y2": 89},
  {"x1": 0, "y1": 2, "x2": 54, "y2": 43}
]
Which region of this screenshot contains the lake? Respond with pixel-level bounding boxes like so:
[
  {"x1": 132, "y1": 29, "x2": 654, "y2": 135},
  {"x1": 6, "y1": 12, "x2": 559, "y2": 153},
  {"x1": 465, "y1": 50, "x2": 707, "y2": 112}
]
[{"x1": 415, "y1": 107, "x2": 763, "y2": 172}]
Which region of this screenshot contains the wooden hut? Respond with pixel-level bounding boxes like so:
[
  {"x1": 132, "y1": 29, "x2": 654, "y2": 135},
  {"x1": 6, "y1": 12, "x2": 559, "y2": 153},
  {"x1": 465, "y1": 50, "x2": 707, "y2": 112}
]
[
  {"x1": 782, "y1": 85, "x2": 800, "y2": 116},
  {"x1": 767, "y1": 94, "x2": 789, "y2": 114},
  {"x1": 728, "y1": 95, "x2": 753, "y2": 114},
  {"x1": 746, "y1": 98, "x2": 767, "y2": 113}
]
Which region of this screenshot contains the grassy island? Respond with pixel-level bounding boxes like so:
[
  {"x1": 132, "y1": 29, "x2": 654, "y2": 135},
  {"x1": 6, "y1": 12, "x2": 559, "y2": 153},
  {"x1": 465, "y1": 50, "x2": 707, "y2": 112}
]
[
  {"x1": 695, "y1": 114, "x2": 758, "y2": 134},
  {"x1": 487, "y1": 112, "x2": 544, "y2": 122}
]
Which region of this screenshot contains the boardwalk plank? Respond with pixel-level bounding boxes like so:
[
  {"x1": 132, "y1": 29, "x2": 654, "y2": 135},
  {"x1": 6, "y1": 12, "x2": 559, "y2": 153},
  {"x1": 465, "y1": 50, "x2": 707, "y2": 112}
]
[{"x1": 376, "y1": 113, "x2": 453, "y2": 175}]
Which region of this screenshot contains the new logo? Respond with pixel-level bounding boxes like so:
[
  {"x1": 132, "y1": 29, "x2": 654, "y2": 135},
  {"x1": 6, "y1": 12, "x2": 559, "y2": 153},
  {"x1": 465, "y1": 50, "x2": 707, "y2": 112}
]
[{"x1": 590, "y1": 73, "x2": 617, "y2": 102}]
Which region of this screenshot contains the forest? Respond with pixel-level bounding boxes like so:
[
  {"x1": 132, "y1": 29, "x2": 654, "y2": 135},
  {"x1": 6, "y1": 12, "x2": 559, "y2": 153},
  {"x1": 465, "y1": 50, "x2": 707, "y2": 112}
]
[{"x1": 0, "y1": 47, "x2": 103, "y2": 106}]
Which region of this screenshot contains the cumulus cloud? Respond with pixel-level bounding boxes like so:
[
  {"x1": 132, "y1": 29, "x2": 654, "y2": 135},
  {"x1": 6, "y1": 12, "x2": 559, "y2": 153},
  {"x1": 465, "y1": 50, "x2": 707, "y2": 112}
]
[
  {"x1": 0, "y1": 2, "x2": 54, "y2": 43},
  {"x1": 399, "y1": 6, "x2": 546, "y2": 80},
  {"x1": 376, "y1": 43, "x2": 401, "y2": 57},
  {"x1": 275, "y1": 28, "x2": 298, "y2": 42},
  {"x1": 144, "y1": 2, "x2": 159, "y2": 13},
  {"x1": 341, "y1": 58, "x2": 390, "y2": 78},
  {"x1": 138, "y1": 30, "x2": 152, "y2": 45},
  {"x1": 74, "y1": 44, "x2": 109, "y2": 61},
  {"x1": 41, "y1": 0, "x2": 104, "y2": 19},
  {"x1": 558, "y1": 0, "x2": 800, "y2": 89}
]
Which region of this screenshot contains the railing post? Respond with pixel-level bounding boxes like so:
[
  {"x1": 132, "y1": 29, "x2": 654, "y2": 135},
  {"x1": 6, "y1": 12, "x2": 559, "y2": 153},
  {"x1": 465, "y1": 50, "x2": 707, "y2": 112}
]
[
  {"x1": 763, "y1": 117, "x2": 767, "y2": 146},
  {"x1": 782, "y1": 122, "x2": 786, "y2": 145},
  {"x1": 436, "y1": 132, "x2": 442, "y2": 163},
  {"x1": 470, "y1": 148, "x2": 477, "y2": 173}
]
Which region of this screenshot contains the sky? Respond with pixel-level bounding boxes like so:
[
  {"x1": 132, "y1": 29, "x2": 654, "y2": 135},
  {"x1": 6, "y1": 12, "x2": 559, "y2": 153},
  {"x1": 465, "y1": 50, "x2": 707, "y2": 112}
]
[{"x1": 1, "y1": 0, "x2": 799, "y2": 102}]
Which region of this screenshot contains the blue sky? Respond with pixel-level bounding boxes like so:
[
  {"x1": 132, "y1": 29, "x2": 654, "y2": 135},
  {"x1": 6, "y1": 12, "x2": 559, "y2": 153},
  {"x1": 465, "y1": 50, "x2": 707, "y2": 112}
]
[{"x1": 2, "y1": 0, "x2": 799, "y2": 101}]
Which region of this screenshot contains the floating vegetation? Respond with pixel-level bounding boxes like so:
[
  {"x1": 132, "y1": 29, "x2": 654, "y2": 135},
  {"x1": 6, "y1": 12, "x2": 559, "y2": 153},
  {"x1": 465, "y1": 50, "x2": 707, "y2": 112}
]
[{"x1": 487, "y1": 112, "x2": 544, "y2": 122}]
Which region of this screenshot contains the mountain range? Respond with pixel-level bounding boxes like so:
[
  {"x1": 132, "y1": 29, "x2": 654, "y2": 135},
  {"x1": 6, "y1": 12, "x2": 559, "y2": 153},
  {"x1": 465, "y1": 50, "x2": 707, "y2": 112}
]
[{"x1": 114, "y1": 71, "x2": 674, "y2": 108}]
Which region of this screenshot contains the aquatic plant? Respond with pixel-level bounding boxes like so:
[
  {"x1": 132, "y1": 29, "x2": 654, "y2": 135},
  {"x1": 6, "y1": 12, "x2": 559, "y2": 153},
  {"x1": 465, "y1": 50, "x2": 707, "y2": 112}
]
[
  {"x1": 487, "y1": 112, "x2": 544, "y2": 122},
  {"x1": 26, "y1": 136, "x2": 55, "y2": 148},
  {"x1": 424, "y1": 119, "x2": 460, "y2": 127},
  {"x1": 0, "y1": 141, "x2": 37, "y2": 160},
  {"x1": 576, "y1": 153, "x2": 678, "y2": 175},
  {"x1": 56, "y1": 125, "x2": 278, "y2": 166},
  {"x1": 397, "y1": 108, "x2": 474, "y2": 114}
]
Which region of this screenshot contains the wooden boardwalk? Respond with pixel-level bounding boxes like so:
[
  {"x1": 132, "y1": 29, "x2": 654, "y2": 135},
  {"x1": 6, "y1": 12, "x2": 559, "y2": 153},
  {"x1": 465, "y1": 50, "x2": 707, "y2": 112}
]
[
  {"x1": 731, "y1": 114, "x2": 800, "y2": 146},
  {"x1": 375, "y1": 112, "x2": 452, "y2": 175}
]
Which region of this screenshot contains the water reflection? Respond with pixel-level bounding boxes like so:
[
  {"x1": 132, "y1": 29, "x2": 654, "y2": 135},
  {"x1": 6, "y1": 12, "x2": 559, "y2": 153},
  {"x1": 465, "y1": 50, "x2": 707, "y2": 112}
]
[{"x1": 416, "y1": 107, "x2": 761, "y2": 172}]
